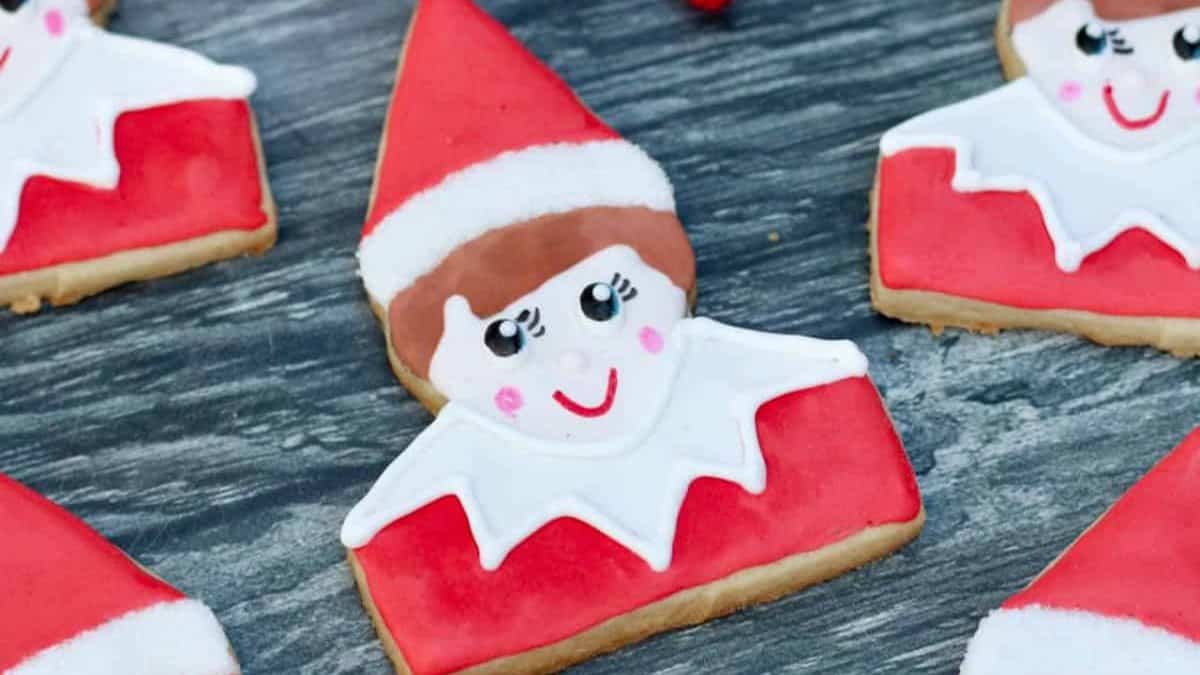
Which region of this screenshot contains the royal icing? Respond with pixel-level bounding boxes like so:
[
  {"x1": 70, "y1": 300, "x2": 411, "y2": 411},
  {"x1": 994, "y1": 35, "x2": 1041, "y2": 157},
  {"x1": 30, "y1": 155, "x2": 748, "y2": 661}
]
[
  {"x1": 882, "y1": 0, "x2": 1200, "y2": 274},
  {"x1": 353, "y1": 378, "x2": 922, "y2": 675},
  {"x1": 882, "y1": 80, "x2": 1200, "y2": 273},
  {"x1": 877, "y1": 147, "x2": 1200, "y2": 317},
  {"x1": 356, "y1": 0, "x2": 673, "y2": 309},
  {"x1": 0, "y1": 0, "x2": 256, "y2": 251},
  {"x1": 960, "y1": 429, "x2": 1200, "y2": 674},
  {"x1": 1014, "y1": 0, "x2": 1200, "y2": 149},
  {"x1": 427, "y1": 246, "x2": 690, "y2": 443},
  {"x1": 0, "y1": 474, "x2": 238, "y2": 675},
  {"x1": 359, "y1": 142, "x2": 675, "y2": 310},
  {"x1": 344, "y1": 247, "x2": 869, "y2": 571}
]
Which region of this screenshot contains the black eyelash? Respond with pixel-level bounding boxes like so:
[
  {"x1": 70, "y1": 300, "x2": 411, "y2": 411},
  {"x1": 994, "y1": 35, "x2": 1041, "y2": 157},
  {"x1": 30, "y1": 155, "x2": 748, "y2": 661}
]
[
  {"x1": 516, "y1": 307, "x2": 546, "y2": 338},
  {"x1": 1107, "y1": 28, "x2": 1135, "y2": 54},
  {"x1": 611, "y1": 273, "x2": 638, "y2": 303}
]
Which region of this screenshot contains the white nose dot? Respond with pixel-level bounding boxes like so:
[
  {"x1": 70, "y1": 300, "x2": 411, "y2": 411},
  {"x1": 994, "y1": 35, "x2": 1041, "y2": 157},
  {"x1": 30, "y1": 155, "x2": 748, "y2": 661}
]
[
  {"x1": 1112, "y1": 65, "x2": 1146, "y2": 90},
  {"x1": 559, "y1": 350, "x2": 589, "y2": 374}
]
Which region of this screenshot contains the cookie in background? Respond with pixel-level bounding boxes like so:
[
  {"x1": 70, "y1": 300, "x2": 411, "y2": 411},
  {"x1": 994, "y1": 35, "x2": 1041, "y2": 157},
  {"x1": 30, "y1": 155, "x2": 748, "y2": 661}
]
[
  {"x1": 0, "y1": 474, "x2": 240, "y2": 675},
  {"x1": 872, "y1": 0, "x2": 1200, "y2": 355},
  {"x1": 961, "y1": 429, "x2": 1200, "y2": 674},
  {"x1": 0, "y1": 0, "x2": 275, "y2": 313}
]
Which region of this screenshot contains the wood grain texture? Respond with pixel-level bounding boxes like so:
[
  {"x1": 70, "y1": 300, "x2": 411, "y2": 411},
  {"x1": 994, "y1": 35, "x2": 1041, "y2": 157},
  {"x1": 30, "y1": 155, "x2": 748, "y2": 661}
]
[{"x1": 2, "y1": 0, "x2": 1198, "y2": 673}]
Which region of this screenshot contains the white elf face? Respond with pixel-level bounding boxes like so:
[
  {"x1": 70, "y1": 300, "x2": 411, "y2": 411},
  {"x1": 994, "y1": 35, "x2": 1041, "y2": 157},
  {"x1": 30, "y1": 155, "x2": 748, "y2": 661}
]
[
  {"x1": 0, "y1": 0, "x2": 84, "y2": 111},
  {"x1": 428, "y1": 245, "x2": 689, "y2": 445},
  {"x1": 1013, "y1": 0, "x2": 1200, "y2": 150}
]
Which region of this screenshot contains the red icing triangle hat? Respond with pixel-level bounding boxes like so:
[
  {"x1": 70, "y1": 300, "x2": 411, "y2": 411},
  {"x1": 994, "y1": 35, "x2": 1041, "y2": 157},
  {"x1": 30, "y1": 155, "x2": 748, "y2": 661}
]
[
  {"x1": 358, "y1": 0, "x2": 675, "y2": 308},
  {"x1": 961, "y1": 429, "x2": 1200, "y2": 674},
  {"x1": 0, "y1": 474, "x2": 239, "y2": 674}
]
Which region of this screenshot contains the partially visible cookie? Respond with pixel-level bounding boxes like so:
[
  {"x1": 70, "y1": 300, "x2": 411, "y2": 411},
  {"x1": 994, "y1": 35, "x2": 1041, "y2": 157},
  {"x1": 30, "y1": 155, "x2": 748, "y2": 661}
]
[
  {"x1": 996, "y1": 0, "x2": 1200, "y2": 79},
  {"x1": 873, "y1": 0, "x2": 1200, "y2": 356},
  {"x1": 960, "y1": 429, "x2": 1200, "y2": 674},
  {"x1": 0, "y1": 0, "x2": 276, "y2": 313},
  {"x1": 0, "y1": 473, "x2": 239, "y2": 674}
]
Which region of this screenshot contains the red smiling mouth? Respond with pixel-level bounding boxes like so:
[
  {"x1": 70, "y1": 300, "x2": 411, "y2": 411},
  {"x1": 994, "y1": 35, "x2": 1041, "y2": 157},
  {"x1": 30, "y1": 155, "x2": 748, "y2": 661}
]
[
  {"x1": 0, "y1": 48, "x2": 11, "y2": 73},
  {"x1": 1103, "y1": 85, "x2": 1170, "y2": 131},
  {"x1": 553, "y1": 368, "x2": 618, "y2": 418}
]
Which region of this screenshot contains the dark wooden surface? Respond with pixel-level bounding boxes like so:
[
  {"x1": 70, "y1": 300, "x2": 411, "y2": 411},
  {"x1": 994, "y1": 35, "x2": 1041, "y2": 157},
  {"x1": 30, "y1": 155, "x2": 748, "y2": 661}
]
[{"x1": 4, "y1": 0, "x2": 1199, "y2": 673}]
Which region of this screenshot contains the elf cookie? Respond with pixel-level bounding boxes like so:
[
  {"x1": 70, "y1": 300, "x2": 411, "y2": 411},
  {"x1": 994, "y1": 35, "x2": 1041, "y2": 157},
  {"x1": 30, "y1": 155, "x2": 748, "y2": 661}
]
[
  {"x1": 996, "y1": 0, "x2": 1200, "y2": 79},
  {"x1": 344, "y1": 1, "x2": 925, "y2": 673},
  {"x1": 0, "y1": 473, "x2": 239, "y2": 674},
  {"x1": 0, "y1": 0, "x2": 275, "y2": 313},
  {"x1": 960, "y1": 429, "x2": 1200, "y2": 674},
  {"x1": 871, "y1": 0, "x2": 1200, "y2": 356}
]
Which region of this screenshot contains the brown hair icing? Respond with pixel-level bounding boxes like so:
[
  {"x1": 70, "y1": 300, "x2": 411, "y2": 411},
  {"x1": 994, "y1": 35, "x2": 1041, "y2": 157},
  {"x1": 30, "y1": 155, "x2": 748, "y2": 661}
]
[{"x1": 386, "y1": 206, "x2": 696, "y2": 381}]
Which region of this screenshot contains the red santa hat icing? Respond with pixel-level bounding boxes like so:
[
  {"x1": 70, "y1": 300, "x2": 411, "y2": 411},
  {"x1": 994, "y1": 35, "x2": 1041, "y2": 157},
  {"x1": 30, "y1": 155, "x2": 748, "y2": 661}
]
[
  {"x1": 357, "y1": 0, "x2": 675, "y2": 309},
  {"x1": 960, "y1": 429, "x2": 1200, "y2": 674},
  {"x1": 0, "y1": 474, "x2": 238, "y2": 675}
]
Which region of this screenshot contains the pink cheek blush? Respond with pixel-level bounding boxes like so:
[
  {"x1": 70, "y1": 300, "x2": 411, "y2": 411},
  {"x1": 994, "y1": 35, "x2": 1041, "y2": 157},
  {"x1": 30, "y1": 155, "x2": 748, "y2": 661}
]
[
  {"x1": 1195, "y1": 87, "x2": 1200, "y2": 105},
  {"x1": 44, "y1": 9, "x2": 65, "y2": 37},
  {"x1": 638, "y1": 326, "x2": 665, "y2": 355},
  {"x1": 494, "y1": 387, "x2": 524, "y2": 418},
  {"x1": 1058, "y1": 81, "x2": 1083, "y2": 104}
]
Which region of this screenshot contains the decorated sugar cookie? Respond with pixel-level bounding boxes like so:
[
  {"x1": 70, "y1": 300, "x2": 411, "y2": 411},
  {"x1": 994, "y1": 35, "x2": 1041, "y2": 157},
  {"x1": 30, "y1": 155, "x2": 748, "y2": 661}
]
[
  {"x1": 871, "y1": 0, "x2": 1200, "y2": 355},
  {"x1": 344, "y1": 1, "x2": 924, "y2": 673},
  {"x1": 0, "y1": 0, "x2": 275, "y2": 313},
  {"x1": 0, "y1": 473, "x2": 239, "y2": 674},
  {"x1": 960, "y1": 429, "x2": 1200, "y2": 674}
]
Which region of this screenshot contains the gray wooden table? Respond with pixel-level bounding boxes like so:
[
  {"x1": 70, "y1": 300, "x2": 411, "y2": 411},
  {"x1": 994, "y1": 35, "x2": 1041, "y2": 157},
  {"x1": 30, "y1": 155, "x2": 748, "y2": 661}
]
[{"x1": 4, "y1": 0, "x2": 1197, "y2": 673}]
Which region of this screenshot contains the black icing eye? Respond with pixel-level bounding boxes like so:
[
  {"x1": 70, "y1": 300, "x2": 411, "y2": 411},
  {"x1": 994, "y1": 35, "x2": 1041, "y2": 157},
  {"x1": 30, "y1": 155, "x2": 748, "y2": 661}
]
[
  {"x1": 0, "y1": 0, "x2": 29, "y2": 12},
  {"x1": 484, "y1": 319, "x2": 525, "y2": 358},
  {"x1": 1175, "y1": 26, "x2": 1200, "y2": 61},
  {"x1": 1076, "y1": 23, "x2": 1109, "y2": 56},
  {"x1": 580, "y1": 282, "x2": 621, "y2": 322}
]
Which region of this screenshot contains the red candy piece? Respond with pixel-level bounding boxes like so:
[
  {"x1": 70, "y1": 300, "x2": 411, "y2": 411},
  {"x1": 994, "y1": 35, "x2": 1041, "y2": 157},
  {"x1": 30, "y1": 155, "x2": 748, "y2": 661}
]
[{"x1": 688, "y1": 0, "x2": 732, "y2": 11}]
